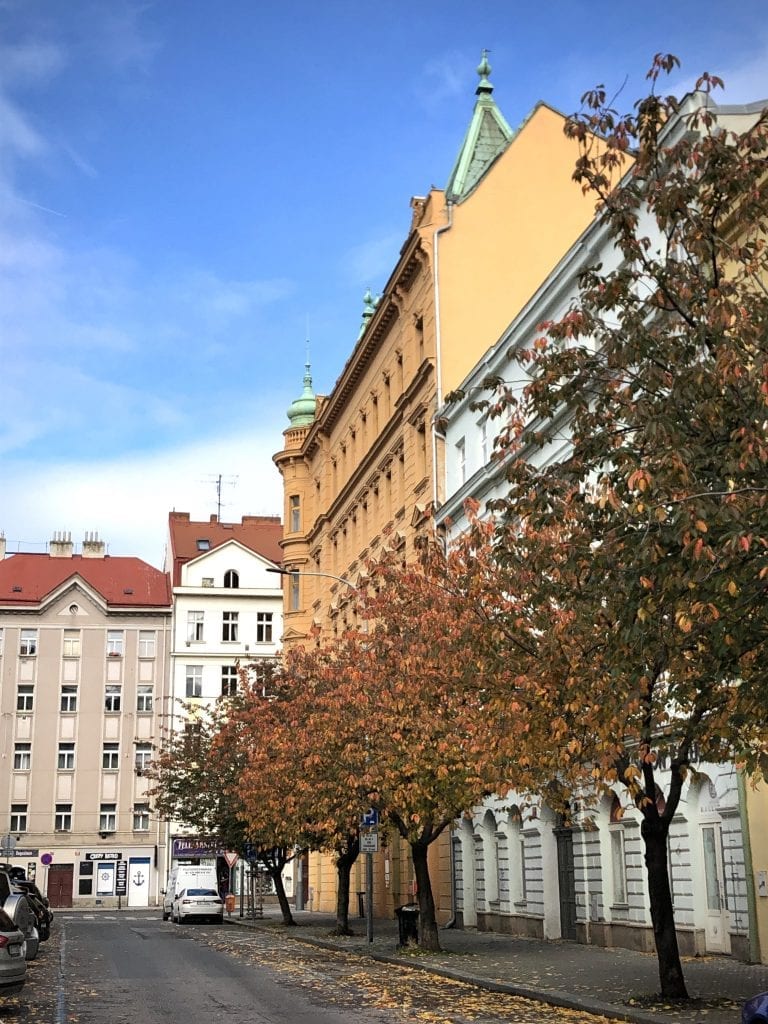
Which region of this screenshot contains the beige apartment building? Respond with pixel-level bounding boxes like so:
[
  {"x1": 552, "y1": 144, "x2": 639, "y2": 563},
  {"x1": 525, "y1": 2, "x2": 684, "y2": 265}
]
[
  {"x1": 273, "y1": 57, "x2": 607, "y2": 919},
  {"x1": 0, "y1": 533, "x2": 171, "y2": 908}
]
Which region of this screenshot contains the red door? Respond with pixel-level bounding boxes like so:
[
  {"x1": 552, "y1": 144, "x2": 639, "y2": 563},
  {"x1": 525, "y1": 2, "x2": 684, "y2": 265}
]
[{"x1": 47, "y1": 864, "x2": 74, "y2": 908}]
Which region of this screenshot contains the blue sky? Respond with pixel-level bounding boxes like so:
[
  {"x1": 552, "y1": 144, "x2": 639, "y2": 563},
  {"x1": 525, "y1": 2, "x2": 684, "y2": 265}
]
[{"x1": 2, "y1": 0, "x2": 767, "y2": 567}]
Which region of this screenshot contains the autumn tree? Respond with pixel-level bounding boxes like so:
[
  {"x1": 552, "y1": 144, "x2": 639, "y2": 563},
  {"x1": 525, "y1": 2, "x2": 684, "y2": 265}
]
[
  {"x1": 148, "y1": 687, "x2": 299, "y2": 926},
  {"x1": 221, "y1": 656, "x2": 365, "y2": 934},
  {"x1": 476, "y1": 58, "x2": 768, "y2": 998},
  {"x1": 320, "y1": 521, "x2": 540, "y2": 953}
]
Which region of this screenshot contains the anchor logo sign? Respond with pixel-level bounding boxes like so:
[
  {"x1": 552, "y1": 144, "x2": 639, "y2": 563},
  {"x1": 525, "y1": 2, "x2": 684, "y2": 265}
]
[{"x1": 132, "y1": 870, "x2": 145, "y2": 887}]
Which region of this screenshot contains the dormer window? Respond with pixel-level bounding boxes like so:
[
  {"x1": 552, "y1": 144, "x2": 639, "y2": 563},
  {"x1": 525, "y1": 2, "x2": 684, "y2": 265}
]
[
  {"x1": 196, "y1": 538, "x2": 210, "y2": 551},
  {"x1": 223, "y1": 569, "x2": 239, "y2": 589}
]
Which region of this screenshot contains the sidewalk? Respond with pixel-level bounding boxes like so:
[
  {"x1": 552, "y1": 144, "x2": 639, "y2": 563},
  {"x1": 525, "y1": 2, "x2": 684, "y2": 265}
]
[{"x1": 225, "y1": 908, "x2": 768, "y2": 1024}]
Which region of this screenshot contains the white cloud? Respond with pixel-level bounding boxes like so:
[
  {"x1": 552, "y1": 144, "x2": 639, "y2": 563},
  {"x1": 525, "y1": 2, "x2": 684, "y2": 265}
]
[{"x1": 1, "y1": 423, "x2": 285, "y2": 568}]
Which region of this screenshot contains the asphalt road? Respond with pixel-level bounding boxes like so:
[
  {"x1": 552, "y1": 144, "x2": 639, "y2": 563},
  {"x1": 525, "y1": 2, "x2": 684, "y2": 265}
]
[{"x1": 1, "y1": 912, "x2": 614, "y2": 1024}]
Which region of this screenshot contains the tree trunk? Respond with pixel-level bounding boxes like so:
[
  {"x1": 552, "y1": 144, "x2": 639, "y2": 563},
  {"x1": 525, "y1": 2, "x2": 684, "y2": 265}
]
[
  {"x1": 411, "y1": 840, "x2": 440, "y2": 952},
  {"x1": 333, "y1": 835, "x2": 359, "y2": 936},
  {"x1": 641, "y1": 815, "x2": 688, "y2": 999},
  {"x1": 259, "y1": 849, "x2": 295, "y2": 927}
]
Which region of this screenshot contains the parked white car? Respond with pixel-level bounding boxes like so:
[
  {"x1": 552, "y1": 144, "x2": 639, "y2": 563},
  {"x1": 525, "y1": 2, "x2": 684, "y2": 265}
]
[{"x1": 171, "y1": 887, "x2": 223, "y2": 924}]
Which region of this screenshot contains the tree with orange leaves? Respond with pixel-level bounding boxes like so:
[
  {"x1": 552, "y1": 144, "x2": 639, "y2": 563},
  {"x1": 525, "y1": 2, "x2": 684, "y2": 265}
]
[{"x1": 467, "y1": 58, "x2": 768, "y2": 998}]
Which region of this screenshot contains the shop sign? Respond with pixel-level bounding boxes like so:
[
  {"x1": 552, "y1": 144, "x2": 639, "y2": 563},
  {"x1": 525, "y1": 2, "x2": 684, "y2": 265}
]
[
  {"x1": 172, "y1": 837, "x2": 223, "y2": 859},
  {"x1": 86, "y1": 851, "x2": 122, "y2": 861},
  {"x1": 115, "y1": 860, "x2": 128, "y2": 896}
]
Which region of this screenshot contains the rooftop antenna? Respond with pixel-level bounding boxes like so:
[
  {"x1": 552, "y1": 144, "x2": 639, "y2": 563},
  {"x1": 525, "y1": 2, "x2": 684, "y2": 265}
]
[{"x1": 201, "y1": 474, "x2": 238, "y2": 520}]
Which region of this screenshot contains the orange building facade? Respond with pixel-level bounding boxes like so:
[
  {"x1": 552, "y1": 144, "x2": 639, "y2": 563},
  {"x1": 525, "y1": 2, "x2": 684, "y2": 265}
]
[{"x1": 273, "y1": 56, "x2": 608, "y2": 920}]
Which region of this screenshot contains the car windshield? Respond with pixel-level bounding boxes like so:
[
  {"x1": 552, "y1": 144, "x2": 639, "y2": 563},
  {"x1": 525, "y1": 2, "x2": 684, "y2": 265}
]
[{"x1": 186, "y1": 888, "x2": 218, "y2": 897}]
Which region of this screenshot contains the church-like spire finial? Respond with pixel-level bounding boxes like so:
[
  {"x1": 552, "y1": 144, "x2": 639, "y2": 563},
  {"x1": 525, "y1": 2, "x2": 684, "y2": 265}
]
[
  {"x1": 357, "y1": 288, "x2": 380, "y2": 339},
  {"x1": 476, "y1": 49, "x2": 493, "y2": 96},
  {"x1": 286, "y1": 334, "x2": 317, "y2": 427}
]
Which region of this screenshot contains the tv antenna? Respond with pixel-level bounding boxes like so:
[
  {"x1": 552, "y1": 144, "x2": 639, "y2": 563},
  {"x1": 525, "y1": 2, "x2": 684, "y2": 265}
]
[{"x1": 202, "y1": 474, "x2": 238, "y2": 520}]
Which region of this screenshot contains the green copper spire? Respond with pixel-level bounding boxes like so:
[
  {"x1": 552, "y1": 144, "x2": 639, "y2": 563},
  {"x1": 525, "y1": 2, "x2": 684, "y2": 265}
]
[
  {"x1": 286, "y1": 345, "x2": 317, "y2": 426},
  {"x1": 357, "y1": 288, "x2": 380, "y2": 340},
  {"x1": 445, "y1": 50, "x2": 514, "y2": 203}
]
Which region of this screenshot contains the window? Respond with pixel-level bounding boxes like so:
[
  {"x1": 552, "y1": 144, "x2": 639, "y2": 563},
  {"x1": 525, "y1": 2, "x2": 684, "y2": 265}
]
[
  {"x1": 196, "y1": 538, "x2": 210, "y2": 551},
  {"x1": 104, "y1": 685, "x2": 122, "y2": 713},
  {"x1": 63, "y1": 629, "x2": 80, "y2": 657},
  {"x1": 290, "y1": 495, "x2": 301, "y2": 533},
  {"x1": 133, "y1": 803, "x2": 150, "y2": 831},
  {"x1": 55, "y1": 804, "x2": 72, "y2": 832},
  {"x1": 10, "y1": 805, "x2": 27, "y2": 832},
  {"x1": 13, "y1": 743, "x2": 31, "y2": 771},
  {"x1": 185, "y1": 665, "x2": 203, "y2": 698},
  {"x1": 58, "y1": 742, "x2": 75, "y2": 770},
  {"x1": 60, "y1": 685, "x2": 78, "y2": 713},
  {"x1": 480, "y1": 419, "x2": 489, "y2": 464},
  {"x1": 102, "y1": 743, "x2": 119, "y2": 770},
  {"x1": 99, "y1": 804, "x2": 116, "y2": 833},
  {"x1": 256, "y1": 612, "x2": 273, "y2": 643},
  {"x1": 222, "y1": 611, "x2": 239, "y2": 642},
  {"x1": 107, "y1": 630, "x2": 124, "y2": 657},
  {"x1": 224, "y1": 569, "x2": 239, "y2": 589},
  {"x1": 221, "y1": 665, "x2": 238, "y2": 697},
  {"x1": 456, "y1": 436, "x2": 466, "y2": 486},
  {"x1": 611, "y1": 829, "x2": 627, "y2": 904},
  {"x1": 139, "y1": 630, "x2": 156, "y2": 658},
  {"x1": 187, "y1": 611, "x2": 204, "y2": 642},
  {"x1": 289, "y1": 572, "x2": 300, "y2": 612},
  {"x1": 16, "y1": 685, "x2": 33, "y2": 713},
  {"x1": 137, "y1": 685, "x2": 153, "y2": 713},
  {"x1": 135, "y1": 743, "x2": 152, "y2": 772},
  {"x1": 19, "y1": 629, "x2": 37, "y2": 656}
]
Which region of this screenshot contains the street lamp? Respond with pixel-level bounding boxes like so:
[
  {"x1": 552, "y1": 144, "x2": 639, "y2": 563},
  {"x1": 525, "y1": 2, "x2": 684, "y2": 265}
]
[
  {"x1": 266, "y1": 566, "x2": 358, "y2": 591},
  {"x1": 266, "y1": 564, "x2": 375, "y2": 942}
]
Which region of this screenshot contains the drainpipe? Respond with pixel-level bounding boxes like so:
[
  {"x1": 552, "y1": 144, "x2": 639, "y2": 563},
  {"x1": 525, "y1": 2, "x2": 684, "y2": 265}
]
[
  {"x1": 431, "y1": 201, "x2": 454, "y2": 516},
  {"x1": 737, "y1": 767, "x2": 761, "y2": 963}
]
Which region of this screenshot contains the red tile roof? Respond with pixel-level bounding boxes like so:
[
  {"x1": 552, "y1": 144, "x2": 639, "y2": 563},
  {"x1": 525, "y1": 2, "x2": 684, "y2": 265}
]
[
  {"x1": 0, "y1": 554, "x2": 172, "y2": 608},
  {"x1": 168, "y1": 512, "x2": 283, "y2": 586}
]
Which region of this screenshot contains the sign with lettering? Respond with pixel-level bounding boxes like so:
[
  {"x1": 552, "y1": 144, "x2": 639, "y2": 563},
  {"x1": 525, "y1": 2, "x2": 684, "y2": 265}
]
[
  {"x1": 86, "y1": 851, "x2": 122, "y2": 861},
  {"x1": 171, "y1": 837, "x2": 224, "y2": 859},
  {"x1": 115, "y1": 860, "x2": 128, "y2": 896}
]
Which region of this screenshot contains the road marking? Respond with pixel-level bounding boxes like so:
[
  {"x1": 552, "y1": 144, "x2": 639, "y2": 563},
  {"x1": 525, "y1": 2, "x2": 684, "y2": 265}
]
[{"x1": 55, "y1": 927, "x2": 67, "y2": 1024}]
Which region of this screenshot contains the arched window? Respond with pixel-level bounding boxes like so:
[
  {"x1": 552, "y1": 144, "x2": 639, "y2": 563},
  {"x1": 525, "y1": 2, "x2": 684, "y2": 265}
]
[{"x1": 223, "y1": 570, "x2": 239, "y2": 589}]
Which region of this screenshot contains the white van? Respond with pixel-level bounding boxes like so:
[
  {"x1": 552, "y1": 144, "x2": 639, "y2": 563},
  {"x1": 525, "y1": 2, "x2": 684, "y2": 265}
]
[{"x1": 162, "y1": 865, "x2": 219, "y2": 921}]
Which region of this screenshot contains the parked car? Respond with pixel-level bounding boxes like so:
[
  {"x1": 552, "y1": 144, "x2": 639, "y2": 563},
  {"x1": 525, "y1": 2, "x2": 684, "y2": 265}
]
[
  {"x1": 743, "y1": 992, "x2": 768, "y2": 1024},
  {"x1": 0, "y1": 907, "x2": 26, "y2": 990},
  {"x1": 3, "y1": 894, "x2": 39, "y2": 961},
  {"x1": 171, "y1": 887, "x2": 224, "y2": 924},
  {"x1": 11, "y1": 882, "x2": 52, "y2": 942}
]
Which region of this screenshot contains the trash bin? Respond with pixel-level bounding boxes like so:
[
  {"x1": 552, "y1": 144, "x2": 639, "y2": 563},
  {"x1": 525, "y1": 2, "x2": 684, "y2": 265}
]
[
  {"x1": 225, "y1": 893, "x2": 236, "y2": 915},
  {"x1": 395, "y1": 903, "x2": 419, "y2": 946}
]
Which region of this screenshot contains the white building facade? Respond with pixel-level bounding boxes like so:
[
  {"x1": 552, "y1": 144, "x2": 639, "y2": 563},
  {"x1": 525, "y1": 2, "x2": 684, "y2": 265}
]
[{"x1": 435, "y1": 95, "x2": 763, "y2": 960}]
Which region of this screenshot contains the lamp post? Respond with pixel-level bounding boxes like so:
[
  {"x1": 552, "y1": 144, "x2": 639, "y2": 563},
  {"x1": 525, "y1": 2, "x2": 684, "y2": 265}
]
[{"x1": 266, "y1": 565, "x2": 374, "y2": 942}]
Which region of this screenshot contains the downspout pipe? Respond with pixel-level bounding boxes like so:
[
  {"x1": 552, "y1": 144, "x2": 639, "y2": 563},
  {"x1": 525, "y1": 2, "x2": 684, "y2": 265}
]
[{"x1": 431, "y1": 200, "x2": 454, "y2": 516}]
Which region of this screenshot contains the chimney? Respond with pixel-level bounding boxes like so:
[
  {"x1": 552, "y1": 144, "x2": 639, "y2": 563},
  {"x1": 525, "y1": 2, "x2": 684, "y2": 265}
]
[
  {"x1": 82, "y1": 531, "x2": 106, "y2": 558},
  {"x1": 0, "y1": 535, "x2": 5, "y2": 560},
  {"x1": 49, "y1": 531, "x2": 73, "y2": 558}
]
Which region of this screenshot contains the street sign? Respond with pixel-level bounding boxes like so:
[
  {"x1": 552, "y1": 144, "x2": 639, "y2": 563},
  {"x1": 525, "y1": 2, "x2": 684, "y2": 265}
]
[
  {"x1": 0, "y1": 835, "x2": 16, "y2": 857},
  {"x1": 360, "y1": 832, "x2": 379, "y2": 854},
  {"x1": 361, "y1": 808, "x2": 379, "y2": 827},
  {"x1": 224, "y1": 851, "x2": 239, "y2": 868},
  {"x1": 116, "y1": 860, "x2": 128, "y2": 896}
]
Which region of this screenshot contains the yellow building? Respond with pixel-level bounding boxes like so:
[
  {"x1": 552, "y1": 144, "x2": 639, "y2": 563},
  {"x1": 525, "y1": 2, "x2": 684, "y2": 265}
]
[{"x1": 273, "y1": 55, "x2": 607, "y2": 920}]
